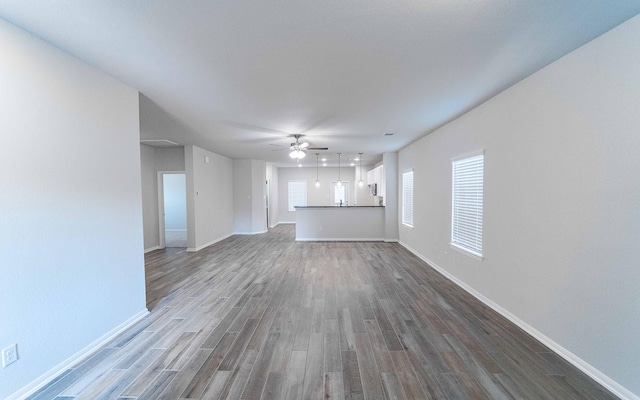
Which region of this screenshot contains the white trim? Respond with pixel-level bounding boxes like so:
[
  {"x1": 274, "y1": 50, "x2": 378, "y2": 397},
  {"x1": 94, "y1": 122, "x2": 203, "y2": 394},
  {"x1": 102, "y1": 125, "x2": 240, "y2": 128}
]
[
  {"x1": 449, "y1": 242, "x2": 484, "y2": 261},
  {"x1": 186, "y1": 233, "x2": 234, "y2": 252},
  {"x1": 296, "y1": 237, "x2": 384, "y2": 242},
  {"x1": 268, "y1": 223, "x2": 280, "y2": 228},
  {"x1": 7, "y1": 309, "x2": 149, "y2": 400},
  {"x1": 234, "y1": 230, "x2": 268, "y2": 235},
  {"x1": 398, "y1": 241, "x2": 638, "y2": 400},
  {"x1": 383, "y1": 239, "x2": 399, "y2": 243},
  {"x1": 165, "y1": 229, "x2": 187, "y2": 232},
  {"x1": 144, "y1": 245, "x2": 161, "y2": 253},
  {"x1": 278, "y1": 221, "x2": 296, "y2": 225}
]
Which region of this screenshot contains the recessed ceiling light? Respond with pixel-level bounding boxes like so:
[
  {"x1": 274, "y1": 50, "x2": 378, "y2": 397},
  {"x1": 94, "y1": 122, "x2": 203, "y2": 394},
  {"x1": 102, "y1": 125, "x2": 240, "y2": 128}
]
[
  {"x1": 350, "y1": 163, "x2": 355, "y2": 166},
  {"x1": 298, "y1": 164, "x2": 302, "y2": 167},
  {"x1": 384, "y1": 133, "x2": 394, "y2": 136},
  {"x1": 354, "y1": 158, "x2": 360, "y2": 161},
  {"x1": 323, "y1": 163, "x2": 327, "y2": 167},
  {"x1": 321, "y1": 158, "x2": 327, "y2": 162}
]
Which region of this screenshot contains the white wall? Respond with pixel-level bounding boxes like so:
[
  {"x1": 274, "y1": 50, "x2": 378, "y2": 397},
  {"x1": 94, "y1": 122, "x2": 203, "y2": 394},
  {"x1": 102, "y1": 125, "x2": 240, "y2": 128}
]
[
  {"x1": 399, "y1": 15, "x2": 640, "y2": 398},
  {"x1": 139, "y1": 145, "x2": 185, "y2": 251},
  {"x1": 278, "y1": 166, "x2": 373, "y2": 223},
  {"x1": 185, "y1": 145, "x2": 234, "y2": 251},
  {"x1": 383, "y1": 152, "x2": 399, "y2": 242},
  {"x1": 251, "y1": 160, "x2": 267, "y2": 233},
  {"x1": 0, "y1": 19, "x2": 146, "y2": 399},
  {"x1": 155, "y1": 146, "x2": 186, "y2": 171},
  {"x1": 232, "y1": 159, "x2": 267, "y2": 234},
  {"x1": 140, "y1": 144, "x2": 159, "y2": 250}
]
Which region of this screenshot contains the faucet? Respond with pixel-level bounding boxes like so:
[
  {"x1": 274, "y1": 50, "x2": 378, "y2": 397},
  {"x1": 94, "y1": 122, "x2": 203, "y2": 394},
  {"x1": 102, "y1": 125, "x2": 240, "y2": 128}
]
[{"x1": 339, "y1": 199, "x2": 343, "y2": 207}]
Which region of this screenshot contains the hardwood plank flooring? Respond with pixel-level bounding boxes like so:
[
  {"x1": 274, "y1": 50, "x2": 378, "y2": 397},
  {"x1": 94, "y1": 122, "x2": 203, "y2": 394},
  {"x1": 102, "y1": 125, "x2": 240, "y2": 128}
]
[{"x1": 28, "y1": 225, "x2": 618, "y2": 399}]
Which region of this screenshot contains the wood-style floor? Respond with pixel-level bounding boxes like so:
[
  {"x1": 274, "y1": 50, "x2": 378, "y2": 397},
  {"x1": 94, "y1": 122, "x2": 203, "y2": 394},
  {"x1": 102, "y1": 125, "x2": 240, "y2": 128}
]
[{"x1": 28, "y1": 225, "x2": 617, "y2": 400}]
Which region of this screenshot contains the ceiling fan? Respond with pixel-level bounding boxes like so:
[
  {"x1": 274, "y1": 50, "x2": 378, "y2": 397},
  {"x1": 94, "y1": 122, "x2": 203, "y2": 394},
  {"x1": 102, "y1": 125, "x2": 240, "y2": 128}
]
[{"x1": 285, "y1": 134, "x2": 328, "y2": 159}]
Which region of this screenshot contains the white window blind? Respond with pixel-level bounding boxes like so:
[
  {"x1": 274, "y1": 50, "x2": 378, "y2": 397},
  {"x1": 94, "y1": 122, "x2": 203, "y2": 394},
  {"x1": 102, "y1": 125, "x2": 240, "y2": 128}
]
[
  {"x1": 288, "y1": 181, "x2": 307, "y2": 211},
  {"x1": 451, "y1": 153, "x2": 484, "y2": 258},
  {"x1": 402, "y1": 170, "x2": 414, "y2": 227}
]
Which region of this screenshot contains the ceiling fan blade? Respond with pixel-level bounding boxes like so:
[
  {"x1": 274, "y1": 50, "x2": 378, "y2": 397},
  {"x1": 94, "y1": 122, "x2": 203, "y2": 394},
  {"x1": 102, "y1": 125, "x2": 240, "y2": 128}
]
[
  {"x1": 307, "y1": 147, "x2": 328, "y2": 150},
  {"x1": 299, "y1": 142, "x2": 310, "y2": 148}
]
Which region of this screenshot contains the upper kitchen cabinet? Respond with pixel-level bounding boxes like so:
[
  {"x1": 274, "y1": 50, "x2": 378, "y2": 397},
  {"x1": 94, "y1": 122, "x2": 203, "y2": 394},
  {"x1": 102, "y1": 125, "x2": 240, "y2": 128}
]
[{"x1": 367, "y1": 165, "x2": 385, "y2": 196}]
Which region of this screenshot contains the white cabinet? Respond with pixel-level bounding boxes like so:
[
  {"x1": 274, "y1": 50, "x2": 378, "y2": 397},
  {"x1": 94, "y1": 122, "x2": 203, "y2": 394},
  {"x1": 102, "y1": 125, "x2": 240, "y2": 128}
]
[
  {"x1": 367, "y1": 165, "x2": 385, "y2": 197},
  {"x1": 366, "y1": 169, "x2": 375, "y2": 185}
]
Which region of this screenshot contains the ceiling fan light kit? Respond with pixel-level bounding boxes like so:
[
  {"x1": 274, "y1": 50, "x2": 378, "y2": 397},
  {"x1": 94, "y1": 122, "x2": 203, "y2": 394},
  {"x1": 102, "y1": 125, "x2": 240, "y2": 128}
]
[
  {"x1": 284, "y1": 134, "x2": 328, "y2": 163},
  {"x1": 289, "y1": 149, "x2": 306, "y2": 159}
]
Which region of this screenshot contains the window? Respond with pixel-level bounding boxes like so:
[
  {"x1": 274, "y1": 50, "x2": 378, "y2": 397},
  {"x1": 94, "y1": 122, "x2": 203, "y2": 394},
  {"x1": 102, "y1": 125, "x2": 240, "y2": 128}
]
[
  {"x1": 288, "y1": 181, "x2": 307, "y2": 211},
  {"x1": 451, "y1": 153, "x2": 484, "y2": 259},
  {"x1": 402, "y1": 170, "x2": 414, "y2": 227},
  {"x1": 334, "y1": 184, "x2": 345, "y2": 204},
  {"x1": 332, "y1": 181, "x2": 349, "y2": 206}
]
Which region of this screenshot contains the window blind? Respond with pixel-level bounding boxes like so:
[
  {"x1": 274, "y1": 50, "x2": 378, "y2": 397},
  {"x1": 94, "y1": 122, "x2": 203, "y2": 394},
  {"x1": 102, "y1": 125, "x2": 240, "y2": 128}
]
[
  {"x1": 402, "y1": 170, "x2": 414, "y2": 227},
  {"x1": 288, "y1": 181, "x2": 307, "y2": 211},
  {"x1": 451, "y1": 154, "x2": 484, "y2": 258}
]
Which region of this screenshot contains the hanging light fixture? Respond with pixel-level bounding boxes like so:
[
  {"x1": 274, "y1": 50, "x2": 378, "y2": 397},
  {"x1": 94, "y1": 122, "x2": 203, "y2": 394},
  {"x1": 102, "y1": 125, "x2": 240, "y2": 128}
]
[
  {"x1": 289, "y1": 134, "x2": 309, "y2": 159},
  {"x1": 315, "y1": 153, "x2": 320, "y2": 188},
  {"x1": 289, "y1": 149, "x2": 306, "y2": 159},
  {"x1": 336, "y1": 153, "x2": 342, "y2": 187},
  {"x1": 358, "y1": 153, "x2": 364, "y2": 188}
]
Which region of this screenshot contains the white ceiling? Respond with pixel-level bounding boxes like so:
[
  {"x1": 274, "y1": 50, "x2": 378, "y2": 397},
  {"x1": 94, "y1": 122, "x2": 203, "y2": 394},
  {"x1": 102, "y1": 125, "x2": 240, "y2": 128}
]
[{"x1": 1, "y1": 1, "x2": 638, "y2": 166}]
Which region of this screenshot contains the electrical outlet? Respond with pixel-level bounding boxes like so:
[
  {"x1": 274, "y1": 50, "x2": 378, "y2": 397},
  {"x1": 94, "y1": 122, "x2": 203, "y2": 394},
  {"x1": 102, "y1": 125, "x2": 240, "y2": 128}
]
[{"x1": 2, "y1": 344, "x2": 18, "y2": 367}]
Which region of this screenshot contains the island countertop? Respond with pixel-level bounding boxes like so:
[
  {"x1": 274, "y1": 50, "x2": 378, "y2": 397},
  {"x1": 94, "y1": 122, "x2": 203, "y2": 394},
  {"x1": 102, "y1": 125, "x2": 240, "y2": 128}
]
[{"x1": 294, "y1": 206, "x2": 385, "y2": 241}]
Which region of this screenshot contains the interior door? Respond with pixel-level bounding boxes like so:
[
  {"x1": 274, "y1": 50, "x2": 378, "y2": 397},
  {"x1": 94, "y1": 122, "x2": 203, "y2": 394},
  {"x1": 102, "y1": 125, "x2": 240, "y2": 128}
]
[{"x1": 162, "y1": 173, "x2": 187, "y2": 248}]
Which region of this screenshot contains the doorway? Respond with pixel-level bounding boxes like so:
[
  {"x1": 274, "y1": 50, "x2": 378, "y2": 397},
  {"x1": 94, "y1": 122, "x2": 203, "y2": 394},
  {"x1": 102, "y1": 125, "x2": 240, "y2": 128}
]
[{"x1": 158, "y1": 172, "x2": 187, "y2": 248}]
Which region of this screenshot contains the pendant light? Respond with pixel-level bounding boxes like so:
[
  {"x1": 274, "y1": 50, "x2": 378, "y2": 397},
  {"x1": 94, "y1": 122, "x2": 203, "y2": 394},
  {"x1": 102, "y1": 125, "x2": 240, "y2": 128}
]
[
  {"x1": 358, "y1": 153, "x2": 364, "y2": 188},
  {"x1": 336, "y1": 153, "x2": 342, "y2": 187},
  {"x1": 315, "y1": 153, "x2": 320, "y2": 188}
]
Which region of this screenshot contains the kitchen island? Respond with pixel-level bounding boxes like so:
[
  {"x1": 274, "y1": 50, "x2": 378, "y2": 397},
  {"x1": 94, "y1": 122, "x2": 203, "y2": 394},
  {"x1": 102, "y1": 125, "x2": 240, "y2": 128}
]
[{"x1": 294, "y1": 206, "x2": 385, "y2": 241}]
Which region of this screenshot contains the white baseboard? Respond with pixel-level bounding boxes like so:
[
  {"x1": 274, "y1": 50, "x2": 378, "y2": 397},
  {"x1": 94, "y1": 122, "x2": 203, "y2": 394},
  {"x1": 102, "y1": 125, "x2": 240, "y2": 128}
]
[
  {"x1": 8, "y1": 308, "x2": 149, "y2": 400},
  {"x1": 296, "y1": 237, "x2": 384, "y2": 242},
  {"x1": 278, "y1": 221, "x2": 295, "y2": 224},
  {"x1": 165, "y1": 229, "x2": 187, "y2": 232},
  {"x1": 384, "y1": 239, "x2": 399, "y2": 243},
  {"x1": 187, "y1": 233, "x2": 234, "y2": 252},
  {"x1": 398, "y1": 241, "x2": 638, "y2": 400},
  {"x1": 144, "y1": 245, "x2": 161, "y2": 253},
  {"x1": 233, "y1": 230, "x2": 268, "y2": 235},
  {"x1": 268, "y1": 223, "x2": 280, "y2": 228}
]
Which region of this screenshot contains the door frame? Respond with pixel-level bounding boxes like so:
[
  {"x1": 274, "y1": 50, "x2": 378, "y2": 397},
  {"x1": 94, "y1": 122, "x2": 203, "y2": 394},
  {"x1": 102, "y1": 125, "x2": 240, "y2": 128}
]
[{"x1": 157, "y1": 171, "x2": 186, "y2": 249}]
